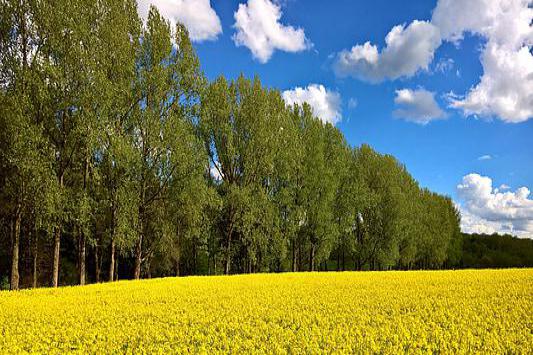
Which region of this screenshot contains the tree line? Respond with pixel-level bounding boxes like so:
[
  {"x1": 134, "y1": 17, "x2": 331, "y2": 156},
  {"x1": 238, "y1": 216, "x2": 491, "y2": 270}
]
[
  {"x1": 0, "y1": 0, "x2": 464, "y2": 290},
  {"x1": 460, "y1": 233, "x2": 533, "y2": 269}
]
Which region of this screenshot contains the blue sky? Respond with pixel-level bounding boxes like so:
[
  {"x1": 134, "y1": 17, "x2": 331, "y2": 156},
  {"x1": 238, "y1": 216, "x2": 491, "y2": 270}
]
[{"x1": 139, "y1": 0, "x2": 533, "y2": 237}]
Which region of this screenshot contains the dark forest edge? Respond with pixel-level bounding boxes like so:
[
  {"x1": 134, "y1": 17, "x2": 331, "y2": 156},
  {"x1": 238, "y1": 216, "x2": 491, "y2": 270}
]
[
  {"x1": 2, "y1": 232, "x2": 532, "y2": 290},
  {"x1": 1, "y1": 1, "x2": 530, "y2": 290}
]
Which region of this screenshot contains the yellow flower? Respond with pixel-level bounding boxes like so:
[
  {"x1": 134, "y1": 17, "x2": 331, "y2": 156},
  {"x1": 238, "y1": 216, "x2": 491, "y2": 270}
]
[{"x1": 0, "y1": 269, "x2": 531, "y2": 353}]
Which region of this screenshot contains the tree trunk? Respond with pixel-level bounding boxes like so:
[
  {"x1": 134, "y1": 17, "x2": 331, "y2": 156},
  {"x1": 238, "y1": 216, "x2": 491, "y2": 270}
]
[
  {"x1": 78, "y1": 230, "x2": 86, "y2": 286},
  {"x1": 52, "y1": 225, "x2": 61, "y2": 287},
  {"x1": 298, "y1": 244, "x2": 302, "y2": 271},
  {"x1": 175, "y1": 258, "x2": 180, "y2": 277},
  {"x1": 309, "y1": 244, "x2": 315, "y2": 271},
  {"x1": 134, "y1": 234, "x2": 143, "y2": 279},
  {"x1": 115, "y1": 256, "x2": 119, "y2": 281},
  {"x1": 78, "y1": 153, "x2": 89, "y2": 286},
  {"x1": 342, "y1": 248, "x2": 345, "y2": 271},
  {"x1": 292, "y1": 240, "x2": 297, "y2": 272},
  {"x1": 224, "y1": 227, "x2": 232, "y2": 275},
  {"x1": 146, "y1": 258, "x2": 151, "y2": 279},
  {"x1": 108, "y1": 203, "x2": 116, "y2": 282},
  {"x1": 52, "y1": 172, "x2": 64, "y2": 288},
  {"x1": 134, "y1": 201, "x2": 145, "y2": 280},
  {"x1": 94, "y1": 243, "x2": 100, "y2": 283},
  {"x1": 10, "y1": 206, "x2": 22, "y2": 290},
  {"x1": 32, "y1": 227, "x2": 38, "y2": 288},
  {"x1": 193, "y1": 244, "x2": 198, "y2": 275},
  {"x1": 109, "y1": 238, "x2": 115, "y2": 282}
]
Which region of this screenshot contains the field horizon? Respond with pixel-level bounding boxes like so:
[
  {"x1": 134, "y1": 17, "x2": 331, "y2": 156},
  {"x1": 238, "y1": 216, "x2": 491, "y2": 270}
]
[{"x1": 2, "y1": 267, "x2": 532, "y2": 292}]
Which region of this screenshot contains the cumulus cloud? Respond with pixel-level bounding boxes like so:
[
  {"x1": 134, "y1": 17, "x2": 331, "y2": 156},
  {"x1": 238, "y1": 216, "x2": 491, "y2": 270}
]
[
  {"x1": 431, "y1": 0, "x2": 532, "y2": 48},
  {"x1": 447, "y1": 43, "x2": 533, "y2": 122},
  {"x1": 233, "y1": 0, "x2": 311, "y2": 63},
  {"x1": 282, "y1": 84, "x2": 342, "y2": 125},
  {"x1": 392, "y1": 88, "x2": 446, "y2": 124},
  {"x1": 137, "y1": 0, "x2": 222, "y2": 42},
  {"x1": 457, "y1": 173, "x2": 533, "y2": 238},
  {"x1": 458, "y1": 205, "x2": 533, "y2": 238},
  {"x1": 334, "y1": 0, "x2": 533, "y2": 123},
  {"x1": 477, "y1": 155, "x2": 492, "y2": 161},
  {"x1": 333, "y1": 20, "x2": 442, "y2": 82},
  {"x1": 458, "y1": 206, "x2": 507, "y2": 235},
  {"x1": 433, "y1": 0, "x2": 533, "y2": 122}
]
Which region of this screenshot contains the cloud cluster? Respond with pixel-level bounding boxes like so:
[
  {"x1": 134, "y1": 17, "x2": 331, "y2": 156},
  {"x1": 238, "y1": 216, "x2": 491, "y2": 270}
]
[
  {"x1": 448, "y1": 43, "x2": 533, "y2": 122},
  {"x1": 393, "y1": 88, "x2": 446, "y2": 124},
  {"x1": 334, "y1": 0, "x2": 533, "y2": 123},
  {"x1": 137, "y1": 0, "x2": 222, "y2": 42},
  {"x1": 334, "y1": 21, "x2": 441, "y2": 83},
  {"x1": 433, "y1": 0, "x2": 533, "y2": 123},
  {"x1": 282, "y1": 84, "x2": 342, "y2": 125},
  {"x1": 431, "y1": 0, "x2": 532, "y2": 47},
  {"x1": 233, "y1": 0, "x2": 311, "y2": 63},
  {"x1": 457, "y1": 173, "x2": 533, "y2": 238}
]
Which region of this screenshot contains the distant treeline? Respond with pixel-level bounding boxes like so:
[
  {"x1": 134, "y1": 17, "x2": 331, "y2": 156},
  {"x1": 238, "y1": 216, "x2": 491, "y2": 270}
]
[
  {"x1": 460, "y1": 233, "x2": 533, "y2": 268},
  {"x1": 0, "y1": 1, "x2": 511, "y2": 290},
  {"x1": 2, "y1": 230, "x2": 531, "y2": 289}
]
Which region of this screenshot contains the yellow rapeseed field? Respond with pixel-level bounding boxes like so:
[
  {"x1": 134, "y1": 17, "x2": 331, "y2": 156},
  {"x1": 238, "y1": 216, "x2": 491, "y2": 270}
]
[{"x1": 0, "y1": 269, "x2": 532, "y2": 353}]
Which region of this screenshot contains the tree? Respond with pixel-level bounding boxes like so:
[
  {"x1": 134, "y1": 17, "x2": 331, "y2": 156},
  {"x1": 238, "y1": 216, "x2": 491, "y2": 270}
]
[
  {"x1": 0, "y1": 0, "x2": 469, "y2": 287},
  {"x1": 89, "y1": 0, "x2": 140, "y2": 282},
  {"x1": 0, "y1": 0, "x2": 56, "y2": 290},
  {"x1": 130, "y1": 7, "x2": 205, "y2": 279}
]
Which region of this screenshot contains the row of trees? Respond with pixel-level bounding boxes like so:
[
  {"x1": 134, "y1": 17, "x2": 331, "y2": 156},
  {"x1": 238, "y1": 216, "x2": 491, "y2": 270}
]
[
  {"x1": 461, "y1": 233, "x2": 533, "y2": 268},
  {"x1": 0, "y1": 0, "x2": 462, "y2": 290}
]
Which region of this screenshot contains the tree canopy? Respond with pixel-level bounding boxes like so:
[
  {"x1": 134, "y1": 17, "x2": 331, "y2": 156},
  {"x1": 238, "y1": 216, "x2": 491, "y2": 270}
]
[{"x1": 1, "y1": 0, "x2": 516, "y2": 290}]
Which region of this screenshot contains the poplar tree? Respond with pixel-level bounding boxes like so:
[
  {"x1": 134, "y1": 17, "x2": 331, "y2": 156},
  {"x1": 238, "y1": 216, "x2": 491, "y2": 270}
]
[{"x1": 130, "y1": 7, "x2": 205, "y2": 279}]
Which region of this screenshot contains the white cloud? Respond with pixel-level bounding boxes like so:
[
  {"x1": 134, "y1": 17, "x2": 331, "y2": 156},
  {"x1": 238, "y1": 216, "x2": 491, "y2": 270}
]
[
  {"x1": 447, "y1": 43, "x2": 533, "y2": 122},
  {"x1": 435, "y1": 57, "x2": 454, "y2": 73},
  {"x1": 333, "y1": 20, "x2": 442, "y2": 83},
  {"x1": 282, "y1": 84, "x2": 342, "y2": 125},
  {"x1": 393, "y1": 88, "x2": 446, "y2": 124},
  {"x1": 137, "y1": 0, "x2": 222, "y2": 42},
  {"x1": 334, "y1": 0, "x2": 533, "y2": 123},
  {"x1": 431, "y1": 0, "x2": 533, "y2": 48},
  {"x1": 433, "y1": 0, "x2": 533, "y2": 123},
  {"x1": 210, "y1": 163, "x2": 222, "y2": 181},
  {"x1": 477, "y1": 154, "x2": 492, "y2": 161},
  {"x1": 458, "y1": 206, "x2": 505, "y2": 235},
  {"x1": 233, "y1": 0, "x2": 311, "y2": 63},
  {"x1": 457, "y1": 173, "x2": 533, "y2": 238},
  {"x1": 348, "y1": 98, "x2": 358, "y2": 109}
]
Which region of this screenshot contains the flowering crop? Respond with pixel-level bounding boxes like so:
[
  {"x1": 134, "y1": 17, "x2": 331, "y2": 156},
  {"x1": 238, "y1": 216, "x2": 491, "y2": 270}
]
[{"x1": 0, "y1": 269, "x2": 531, "y2": 353}]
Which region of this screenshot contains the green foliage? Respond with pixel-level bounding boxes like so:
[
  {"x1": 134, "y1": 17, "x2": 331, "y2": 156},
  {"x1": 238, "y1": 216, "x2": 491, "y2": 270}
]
[
  {"x1": 461, "y1": 233, "x2": 533, "y2": 268},
  {"x1": 0, "y1": 276, "x2": 9, "y2": 291},
  {"x1": 1, "y1": 0, "x2": 510, "y2": 289}
]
